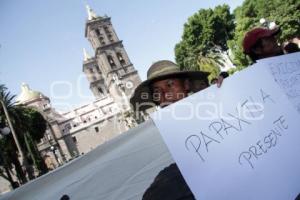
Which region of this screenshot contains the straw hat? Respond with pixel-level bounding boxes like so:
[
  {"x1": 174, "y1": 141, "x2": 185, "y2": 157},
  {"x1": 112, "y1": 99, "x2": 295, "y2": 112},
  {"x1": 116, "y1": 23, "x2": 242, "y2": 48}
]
[{"x1": 130, "y1": 60, "x2": 209, "y2": 111}]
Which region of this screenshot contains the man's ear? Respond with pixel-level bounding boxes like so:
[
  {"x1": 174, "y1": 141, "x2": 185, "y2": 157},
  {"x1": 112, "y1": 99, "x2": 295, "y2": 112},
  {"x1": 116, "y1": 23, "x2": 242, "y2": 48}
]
[{"x1": 183, "y1": 79, "x2": 191, "y2": 92}]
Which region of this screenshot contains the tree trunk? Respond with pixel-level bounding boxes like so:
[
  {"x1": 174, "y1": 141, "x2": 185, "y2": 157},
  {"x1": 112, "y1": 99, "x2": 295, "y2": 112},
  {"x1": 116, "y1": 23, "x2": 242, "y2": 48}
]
[
  {"x1": 4, "y1": 166, "x2": 18, "y2": 189},
  {"x1": 23, "y1": 133, "x2": 36, "y2": 179},
  {"x1": 10, "y1": 151, "x2": 27, "y2": 184},
  {"x1": 24, "y1": 132, "x2": 48, "y2": 176},
  {"x1": 0, "y1": 150, "x2": 17, "y2": 189}
]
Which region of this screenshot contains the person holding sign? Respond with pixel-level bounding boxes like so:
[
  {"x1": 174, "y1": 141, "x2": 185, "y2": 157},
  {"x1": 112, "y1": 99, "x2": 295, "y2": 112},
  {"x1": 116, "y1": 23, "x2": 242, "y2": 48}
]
[
  {"x1": 130, "y1": 60, "x2": 212, "y2": 200},
  {"x1": 130, "y1": 60, "x2": 210, "y2": 112}
]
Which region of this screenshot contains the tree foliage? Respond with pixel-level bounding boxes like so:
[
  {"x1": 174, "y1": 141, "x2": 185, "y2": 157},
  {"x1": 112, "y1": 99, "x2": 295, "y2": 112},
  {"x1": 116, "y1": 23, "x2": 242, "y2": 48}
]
[
  {"x1": 228, "y1": 0, "x2": 300, "y2": 68},
  {"x1": 175, "y1": 4, "x2": 235, "y2": 72},
  {"x1": 197, "y1": 52, "x2": 222, "y2": 82},
  {"x1": 14, "y1": 106, "x2": 47, "y2": 142},
  {"x1": 0, "y1": 84, "x2": 48, "y2": 187},
  {"x1": 175, "y1": 0, "x2": 300, "y2": 71}
]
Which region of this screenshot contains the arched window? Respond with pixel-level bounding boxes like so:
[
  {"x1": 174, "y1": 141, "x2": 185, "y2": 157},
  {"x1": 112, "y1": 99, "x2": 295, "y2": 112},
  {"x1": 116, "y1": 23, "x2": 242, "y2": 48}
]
[
  {"x1": 99, "y1": 37, "x2": 105, "y2": 45},
  {"x1": 95, "y1": 29, "x2": 101, "y2": 36},
  {"x1": 108, "y1": 34, "x2": 114, "y2": 42},
  {"x1": 107, "y1": 55, "x2": 116, "y2": 68},
  {"x1": 117, "y1": 52, "x2": 125, "y2": 65},
  {"x1": 98, "y1": 87, "x2": 103, "y2": 94},
  {"x1": 103, "y1": 26, "x2": 109, "y2": 33},
  {"x1": 96, "y1": 66, "x2": 101, "y2": 73}
]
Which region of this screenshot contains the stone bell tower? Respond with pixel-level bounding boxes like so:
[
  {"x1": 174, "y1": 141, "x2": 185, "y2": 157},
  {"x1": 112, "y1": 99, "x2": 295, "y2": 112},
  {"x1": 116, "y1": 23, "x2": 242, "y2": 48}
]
[
  {"x1": 83, "y1": 5, "x2": 141, "y2": 107},
  {"x1": 82, "y1": 48, "x2": 108, "y2": 98}
]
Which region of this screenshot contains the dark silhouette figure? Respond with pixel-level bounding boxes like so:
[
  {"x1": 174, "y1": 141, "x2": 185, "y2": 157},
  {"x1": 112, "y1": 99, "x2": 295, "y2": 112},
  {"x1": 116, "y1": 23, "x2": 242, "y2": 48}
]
[
  {"x1": 60, "y1": 194, "x2": 70, "y2": 200},
  {"x1": 284, "y1": 42, "x2": 300, "y2": 54}
]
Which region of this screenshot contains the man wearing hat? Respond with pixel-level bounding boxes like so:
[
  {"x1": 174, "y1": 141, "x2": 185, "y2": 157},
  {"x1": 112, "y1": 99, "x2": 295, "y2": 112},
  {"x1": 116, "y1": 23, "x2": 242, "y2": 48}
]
[
  {"x1": 130, "y1": 60, "x2": 210, "y2": 113},
  {"x1": 130, "y1": 60, "x2": 212, "y2": 200},
  {"x1": 243, "y1": 27, "x2": 284, "y2": 62}
]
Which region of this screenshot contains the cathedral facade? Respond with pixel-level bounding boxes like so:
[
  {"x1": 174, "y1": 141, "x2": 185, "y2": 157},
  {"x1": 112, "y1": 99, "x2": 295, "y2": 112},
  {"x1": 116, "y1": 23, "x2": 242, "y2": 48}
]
[{"x1": 15, "y1": 5, "x2": 142, "y2": 170}]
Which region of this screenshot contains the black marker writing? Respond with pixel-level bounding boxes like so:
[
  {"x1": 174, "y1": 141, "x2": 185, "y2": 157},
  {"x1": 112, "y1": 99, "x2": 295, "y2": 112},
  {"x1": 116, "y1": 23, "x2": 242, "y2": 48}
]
[
  {"x1": 238, "y1": 115, "x2": 288, "y2": 169},
  {"x1": 185, "y1": 135, "x2": 205, "y2": 162}
]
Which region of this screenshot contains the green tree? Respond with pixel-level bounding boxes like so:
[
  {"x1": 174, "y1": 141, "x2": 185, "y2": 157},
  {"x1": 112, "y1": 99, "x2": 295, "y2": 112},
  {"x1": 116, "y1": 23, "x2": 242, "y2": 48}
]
[
  {"x1": 14, "y1": 106, "x2": 48, "y2": 175},
  {"x1": 229, "y1": 0, "x2": 300, "y2": 69},
  {"x1": 0, "y1": 133, "x2": 20, "y2": 189},
  {"x1": 0, "y1": 84, "x2": 48, "y2": 187},
  {"x1": 175, "y1": 4, "x2": 235, "y2": 71},
  {"x1": 176, "y1": 0, "x2": 300, "y2": 72},
  {"x1": 0, "y1": 84, "x2": 27, "y2": 184},
  {"x1": 197, "y1": 52, "x2": 222, "y2": 82}
]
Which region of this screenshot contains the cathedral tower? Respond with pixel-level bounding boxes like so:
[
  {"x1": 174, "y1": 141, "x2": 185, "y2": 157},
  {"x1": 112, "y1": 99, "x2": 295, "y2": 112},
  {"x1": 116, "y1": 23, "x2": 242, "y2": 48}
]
[{"x1": 83, "y1": 5, "x2": 141, "y2": 107}]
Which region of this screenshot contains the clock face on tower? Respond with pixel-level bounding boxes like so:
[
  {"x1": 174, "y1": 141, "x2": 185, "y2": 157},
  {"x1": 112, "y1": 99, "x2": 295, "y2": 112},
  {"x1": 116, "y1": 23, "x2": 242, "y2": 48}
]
[{"x1": 125, "y1": 81, "x2": 133, "y2": 89}]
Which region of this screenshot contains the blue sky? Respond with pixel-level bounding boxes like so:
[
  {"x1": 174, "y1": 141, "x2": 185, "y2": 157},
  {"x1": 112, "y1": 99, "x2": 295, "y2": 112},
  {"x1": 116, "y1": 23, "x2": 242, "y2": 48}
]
[{"x1": 0, "y1": 0, "x2": 244, "y2": 111}]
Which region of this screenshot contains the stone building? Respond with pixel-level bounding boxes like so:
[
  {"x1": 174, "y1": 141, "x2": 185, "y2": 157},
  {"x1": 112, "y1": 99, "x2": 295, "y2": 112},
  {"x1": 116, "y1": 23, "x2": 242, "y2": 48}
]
[{"x1": 13, "y1": 5, "x2": 142, "y2": 173}]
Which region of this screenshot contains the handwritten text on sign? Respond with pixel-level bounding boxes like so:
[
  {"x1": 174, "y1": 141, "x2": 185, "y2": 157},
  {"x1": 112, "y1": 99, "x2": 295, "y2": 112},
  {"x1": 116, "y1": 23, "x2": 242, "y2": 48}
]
[
  {"x1": 259, "y1": 52, "x2": 300, "y2": 113},
  {"x1": 183, "y1": 88, "x2": 286, "y2": 169},
  {"x1": 151, "y1": 63, "x2": 300, "y2": 200}
]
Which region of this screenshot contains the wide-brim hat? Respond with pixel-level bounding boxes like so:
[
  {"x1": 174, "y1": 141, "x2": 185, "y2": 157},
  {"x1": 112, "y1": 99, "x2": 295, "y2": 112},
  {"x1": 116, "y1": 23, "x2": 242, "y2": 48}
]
[
  {"x1": 130, "y1": 60, "x2": 210, "y2": 111},
  {"x1": 243, "y1": 27, "x2": 280, "y2": 54}
]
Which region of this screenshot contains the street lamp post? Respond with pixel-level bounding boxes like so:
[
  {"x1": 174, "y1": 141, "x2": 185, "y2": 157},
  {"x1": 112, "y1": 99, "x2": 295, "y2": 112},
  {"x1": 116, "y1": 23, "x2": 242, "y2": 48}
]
[
  {"x1": 0, "y1": 100, "x2": 29, "y2": 182},
  {"x1": 50, "y1": 146, "x2": 59, "y2": 167},
  {"x1": 259, "y1": 18, "x2": 277, "y2": 29},
  {"x1": 259, "y1": 18, "x2": 267, "y2": 27},
  {"x1": 47, "y1": 122, "x2": 66, "y2": 163}
]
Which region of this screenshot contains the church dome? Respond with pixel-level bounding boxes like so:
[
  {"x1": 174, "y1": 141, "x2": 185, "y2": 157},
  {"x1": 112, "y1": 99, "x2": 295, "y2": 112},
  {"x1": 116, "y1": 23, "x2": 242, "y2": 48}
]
[{"x1": 16, "y1": 83, "x2": 47, "y2": 104}]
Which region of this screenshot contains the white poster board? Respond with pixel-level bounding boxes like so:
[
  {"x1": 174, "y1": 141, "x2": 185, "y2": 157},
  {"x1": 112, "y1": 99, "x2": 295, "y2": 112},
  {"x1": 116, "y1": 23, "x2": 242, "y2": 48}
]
[
  {"x1": 151, "y1": 64, "x2": 300, "y2": 200},
  {"x1": 258, "y1": 52, "x2": 300, "y2": 113}
]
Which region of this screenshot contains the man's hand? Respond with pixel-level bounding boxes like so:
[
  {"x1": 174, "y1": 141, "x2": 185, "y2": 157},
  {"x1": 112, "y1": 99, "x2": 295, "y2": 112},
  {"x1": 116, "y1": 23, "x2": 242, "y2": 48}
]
[
  {"x1": 216, "y1": 75, "x2": 224, "y2": 88},
  {"x1": 216, "y1": 71, "x2": 229, "y2": 88}
]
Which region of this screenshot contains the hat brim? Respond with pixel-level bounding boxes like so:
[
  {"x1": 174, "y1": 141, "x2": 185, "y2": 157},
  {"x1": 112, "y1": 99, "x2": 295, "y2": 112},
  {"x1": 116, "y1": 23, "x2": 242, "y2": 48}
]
[{"x1": 130, "y1": 71, "x2": 210, "y2": 112}]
